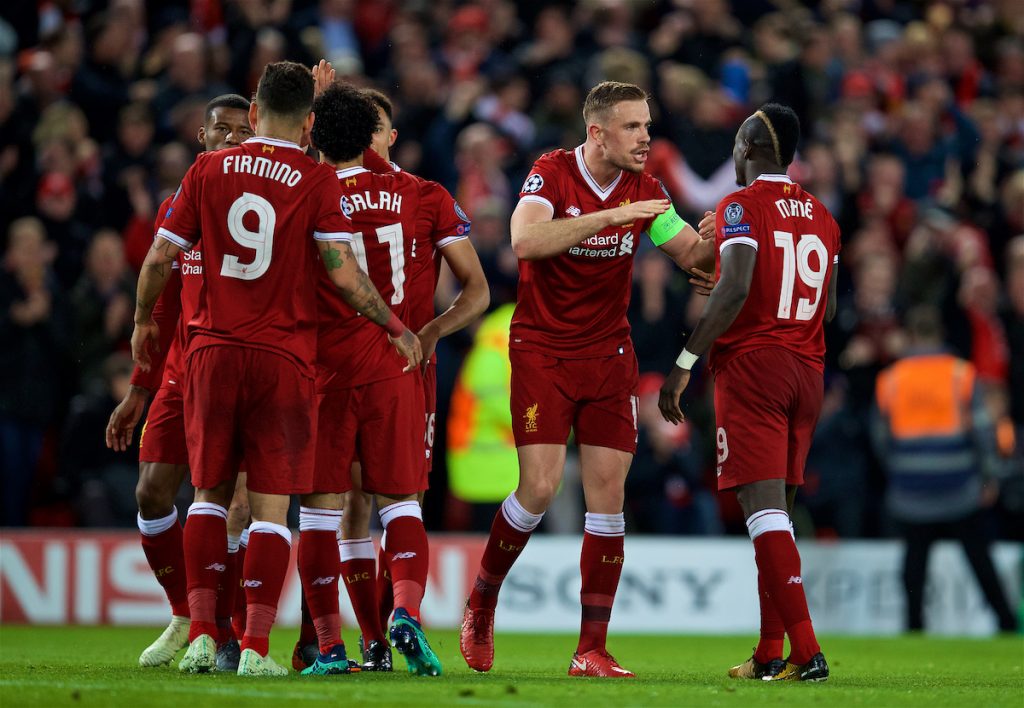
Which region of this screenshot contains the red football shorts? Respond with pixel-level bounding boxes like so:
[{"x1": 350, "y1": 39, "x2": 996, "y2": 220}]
[
  {"x1": 423, "y1": 363, "x2": 437, "y2": 474},
  {"x1": 139, "y1": 382, "x2": 188, "y2": 466},
  {"x1": 713, "y1": 347, "x2": 824, "y2": 491},
  {"x1": 314, "y1": 373, "x2": 427, "y2": 496},
  {"x1": 509, "y1": 348, "x2": 640, "y2": 453},
  {"x1": 184, "y1": 345, "x2": 316, "y2": 495}
]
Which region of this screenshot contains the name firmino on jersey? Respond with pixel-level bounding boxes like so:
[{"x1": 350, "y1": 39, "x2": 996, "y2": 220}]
[
  {"x1": 221, "y1": 155, "x2": 302, "y2": 186},
  {"x1": 344, "y1": 191, "x2": 403, "y2": 214}
]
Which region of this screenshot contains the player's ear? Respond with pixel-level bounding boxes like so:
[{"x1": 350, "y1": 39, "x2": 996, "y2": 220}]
[
  {"x1": 587, "y1": 122, "x2": 603, "y2": 146},
  {"x1": 389, "y1": 129, "x2": 397, "y2": 148},
  {"x1": 248, "y1": 102, "x2": 259, "y2": 132},
  {"x1": 197, "y1": 127, "x2": 205, "y2": 145}
]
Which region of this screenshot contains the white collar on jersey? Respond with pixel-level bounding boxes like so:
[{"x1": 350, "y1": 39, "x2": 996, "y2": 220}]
[
  {"x1": 574, "y1": 145, "x2": 622, "y2": 200},
  {"x1": 244, "y1": 136, "x2": 304, "y2": 151},
  {"x1": 754, "y1": 173, "x2": 794, "y2": 184},
  {"x1": 336, "y1": 166, "x2": 369, "y2": 178},
  {"x1": 389, "y1": 161, "x2": 401, "y2": 172}
]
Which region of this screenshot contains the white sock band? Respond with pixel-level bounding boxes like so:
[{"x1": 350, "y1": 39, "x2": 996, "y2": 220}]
[
  {"x1": 379, "y1": 500, "x2": 422, "y2": 528},
  {"x1": 239, "y1": 528, "x2": 250, "y2": 548},
  {"x1": 789, "y1": 521, "x2": 795, "y2": 541},
  {"x1": 501, "y1": 493, "x2": 544, "y2": 533},
  {"x1": 380, "y1": 529, "x2": 387, "y2": 551},
  {"x1": 249, "y1": 520, "x2": 292, "y2": 546},
  {"x1": 584, "y1": 511, "x2": 625, "y2": 537},
  {"x1": 299, "y1": 506, "x2": 343, "y2": 532},
  {"x1": 746, "y1": 509, "x2": 791, "y2": 540},
  {"x1": 227, "y1": 534, "x2": 241, "y2": 554},
  {"x1": 137, "y1": 508, "x2": 178, "y2": 536},
  {"x1": 339, "y1": 537, "x2": 376, "y2": 562},
  {"x1": 187, "y1": 502, "x2": 227, "y2": 520}
]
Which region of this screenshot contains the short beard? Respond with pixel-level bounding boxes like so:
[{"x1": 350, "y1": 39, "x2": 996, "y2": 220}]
[{"x1": 609, "y1": 153, "x2": 645, "y2": 173}]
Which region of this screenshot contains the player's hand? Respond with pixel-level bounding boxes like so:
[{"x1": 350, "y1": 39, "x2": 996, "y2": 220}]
[
  {"x1": 390, "y1": 327, "x2": 423, "y2": 373},
  {"x1": 687, "y1": 267, "x2": 716, "y2": 296},
  {"x1": 658, "y1": 366, "x2": 691, "y2": 425},
  {"x1": 698, "y1": 210, "x2": 715, "y2": 239},
  {"x1": 131, "y1": 319, "x2": 160, "y2": 372},
  {"x1": 312, "y1": 59, "x2": 336, "y2": 97},
  {"x1": 606, "y1": 199, "x2": 670, "y2": 227},
  {"x1": 416, "y1": 322, "x2": 440, "y2": 372},
  {"x1": 106, "y1": 385, "x2": 148, "y2": 452}
]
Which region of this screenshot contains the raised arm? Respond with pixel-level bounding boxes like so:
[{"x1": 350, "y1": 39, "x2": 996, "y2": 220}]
[
  {"x1": 317, "y1": 239, "x2": 422, "y2": 370},
  {"x1": 510, "y1": 198, "x2": 669, "y2": 261}
]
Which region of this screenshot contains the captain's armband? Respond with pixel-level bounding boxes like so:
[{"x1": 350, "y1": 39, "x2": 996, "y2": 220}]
[{"x1": 648, "y1": 205, "x2": 687, "y2": 247}]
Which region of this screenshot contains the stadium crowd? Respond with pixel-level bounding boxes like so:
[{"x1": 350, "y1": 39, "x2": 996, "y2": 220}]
[{"x1": 0, "y1": 0, "x2": 1021, "y2": 540}]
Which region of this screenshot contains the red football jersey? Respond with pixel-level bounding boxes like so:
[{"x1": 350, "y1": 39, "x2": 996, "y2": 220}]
[
  {"x1": 158, "y1": 137, "x2": 352, "y2": 377},
  {"x1": 710, "y1": 174, "x2": 842, "y2": 374},
  {"x1": 317, "y1": 167, "x2": 460, "y2": 387},
  {"x1": 510, "y1": 146, "x2": 671, "y2": 358}
]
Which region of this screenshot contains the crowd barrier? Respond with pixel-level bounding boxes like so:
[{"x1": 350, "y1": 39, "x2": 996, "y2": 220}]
[{"x1": 1, "y1": 531, "x2": 1019, "y2": 635}]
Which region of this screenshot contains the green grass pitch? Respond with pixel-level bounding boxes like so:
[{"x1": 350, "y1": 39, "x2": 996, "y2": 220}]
[{"x1": 0, "y1": 626, "x2": 1020, "y2": 707}]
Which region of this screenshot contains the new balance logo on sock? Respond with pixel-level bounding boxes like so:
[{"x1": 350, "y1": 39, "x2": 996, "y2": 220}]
[
  {"x1": 242, "y1": 579, "x2": 263, "y2": 588},
  {"x1": 787, "y1": 576, "x2": 802, "y2": 584},
  {"x1": 392, "y1": 552, "x2": 417, "y2": 560},
  {"x1": 204, "y1": 563, "x2": 226, "y2": 572},
  {"x1": 311, "y1": 576, "x2": 336, "y2": 586}
]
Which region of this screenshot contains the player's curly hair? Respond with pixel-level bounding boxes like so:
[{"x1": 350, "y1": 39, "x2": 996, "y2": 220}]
[
  {"x1": 311, "y1": 83, "x2": 378, "y2": 163},
  {"x1": 751, "y1": 103, "x2": 801, "y2": 167},
  {"x1": 204, "y1": 94, "x2": 250, "y2": 123},
  {"x1": 255, "y1": 61, "x2": 313, "y2": 120}
]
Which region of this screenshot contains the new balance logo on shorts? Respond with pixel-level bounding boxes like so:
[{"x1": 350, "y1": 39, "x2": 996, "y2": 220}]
[
  {"x1": 204, "y1": 563, "x2": 226, "y2": 572},
  {"x1": 311, "y1": 576, "x2": 336, "y2": 586},
  {"x1": 392, "y1": 552, "x2": 417, "y2": 560},
  {"x1": 788, "y1": 576, "x2": 802, "y2": 584},
  {"x1": 242, "y1": 579, "x2": 263, "y2": 588}
]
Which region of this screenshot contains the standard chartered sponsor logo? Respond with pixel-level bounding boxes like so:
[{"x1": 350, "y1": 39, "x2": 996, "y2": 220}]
[
  {"x1": 569, "y1": 230, "x2": 633, "y2": 258},
  {"x1": 180, "y1": 248, "x2": 203, "y2": 276}
]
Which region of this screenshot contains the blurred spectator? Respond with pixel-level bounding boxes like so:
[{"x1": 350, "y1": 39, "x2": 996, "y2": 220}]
[
  {"x1": 629, "y1": 247, "x2": 690, "y2": 374},
  {"x1": 70, "y1": 229, "x2": 135, "y2": 392},
  {"x1": 1003, "y1": 236, "x2": 1024, "y2": 426},
  {"x1": 0, "y1": 217, "x2": 70, "y2": 526},
  {"x1": 872, "y1": 305, "x2": 1018, "y2": 632},
  {"x1": 61, "y1": 352, "x2": 139, "y2": 526},
  {"x1": 628, "y1": 373, "x2": 718, "y2": 535}
]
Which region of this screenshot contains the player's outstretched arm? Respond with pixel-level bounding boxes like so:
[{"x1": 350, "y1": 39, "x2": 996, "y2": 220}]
[
  {"x1": 658, "y1": 243, "x2": 757, "y2": 424},
  {"x1": 418, "y1": 240, "x2": 490, "y2": 363},
  {"x1": 132, "y1": 237, "x2": 181, "y2": 372},
  {"x1": 511, "y1": 199, "x2": 669, "y2": 260},
  {"x1": 318, "y1": 240, "x2": 423, "y2": 370}
]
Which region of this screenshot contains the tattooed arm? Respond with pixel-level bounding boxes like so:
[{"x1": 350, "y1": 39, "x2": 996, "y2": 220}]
[
  {"x1": 132, "y1": 237, "x2": 182, "y2": 371},
  {"x1": 318, "y1": 240, "x2": 422, "y2": 370}
]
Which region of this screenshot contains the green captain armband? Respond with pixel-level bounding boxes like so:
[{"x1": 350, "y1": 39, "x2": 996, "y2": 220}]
[{"x1": 648, "y1": 204, "x2": 687, "y2": 246}]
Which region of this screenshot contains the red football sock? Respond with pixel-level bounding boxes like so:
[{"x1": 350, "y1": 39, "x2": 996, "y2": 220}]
[
  {"x1": 138, "y1": 510, "x2": 189, "y2": 618},
  {"x1": 752, "y1": 530, "x2": 820, "y2": 664},
  {"x1": 341, "y1": 538, "x2": 384, "y2": 643},
  {"x1": 376, "y1": 541, "x2": 394, "y2": 631},
  {"x1": 231, "y1": 539, "x2": 248, "y2": 639},
  {"x1": 577, "y1": 513, "x2": 625, "y2": 654},
  {"x1": 241, "y1": 522, "x2": 292, "y2": 657},
  {"x1": 298, "y1": 590, "x2": 317, "y2": 645},
  {"x1": 215, "y1": 545, "x2": 239, "y2": 644},
  {"x1": 299, "y1": 520, "x2": 343, "y2": 654},
  {"x1": 754, "y1": 571, "x2": 785, "y2": 664},
  {"x1": 183, "y1": 504, "x2": 228, "y2": 642},
  {"x1": 380, "y1": 502, "x2": 429, "y2": 622},
  {"x1": 469, "y1": 494, "x2": 541, "y2": 611}
]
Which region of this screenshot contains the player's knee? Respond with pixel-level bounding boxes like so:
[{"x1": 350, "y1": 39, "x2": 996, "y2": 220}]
[
  {"x1": 135, "y1": 475, "x2": 173, "y2": 518},
  {"x1": 521, "y1": 477, "x2": 558, "y2": 509}
]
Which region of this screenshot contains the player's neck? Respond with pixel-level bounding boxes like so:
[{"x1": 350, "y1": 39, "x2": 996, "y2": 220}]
[
  {"x1": 328, "y1": 156, "x2": 363, "y2": 171},
  {"x1": 581, "y1": 142, "x2": 620, "y2": 188},
  {"x1": 744, "y1": 162, "x2": 786, "y2": 187},
  {"x1": 255, "y1": 120, "x2": 303, "y2": 147}
]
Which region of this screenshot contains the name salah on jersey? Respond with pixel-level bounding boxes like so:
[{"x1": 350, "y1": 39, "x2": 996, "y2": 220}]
[{"x1": 340, "y1": 190, "x2": 404, "y2": 217}]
